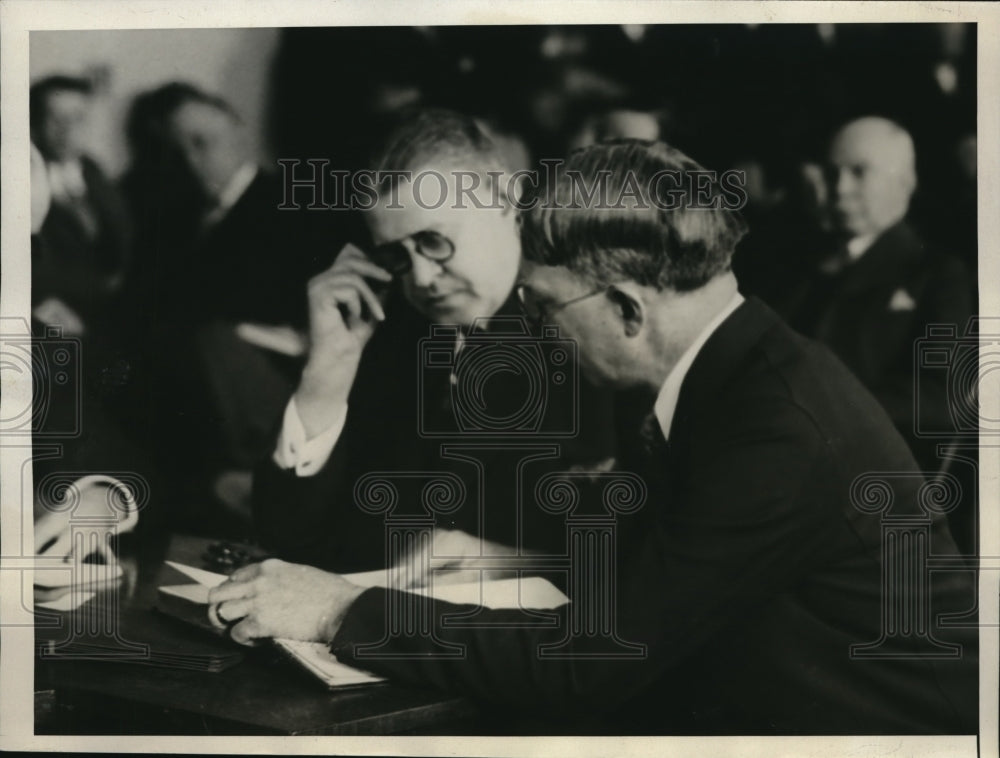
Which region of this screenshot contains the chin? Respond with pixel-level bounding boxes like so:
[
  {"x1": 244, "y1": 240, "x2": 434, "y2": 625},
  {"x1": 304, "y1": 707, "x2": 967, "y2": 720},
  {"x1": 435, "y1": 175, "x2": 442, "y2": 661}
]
[
  {"x1": 419, "y1": 295, "x2": 483, "y2": 326},
  {"x1": 579, "y1": 361, "x2": 617, "y2": 388}
]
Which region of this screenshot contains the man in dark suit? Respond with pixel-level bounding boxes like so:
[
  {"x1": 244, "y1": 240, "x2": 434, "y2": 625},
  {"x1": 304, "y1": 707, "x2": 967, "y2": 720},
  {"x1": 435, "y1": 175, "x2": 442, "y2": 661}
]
[
  {"x1": 140, "y1": 87, "x2": 336, "y2": 521},
  {"x1": 212, "y1": 140, "x2": 975, "y2": 734},
  {"x1": 30, "y1": 76, "x2": 131, "y2": 339},
  {"x1": 252, "y1": 109, "x2": 614, "y2": 571},
  {"x1": 788, "y1": 117, "x2": 973, "y2": 473}
]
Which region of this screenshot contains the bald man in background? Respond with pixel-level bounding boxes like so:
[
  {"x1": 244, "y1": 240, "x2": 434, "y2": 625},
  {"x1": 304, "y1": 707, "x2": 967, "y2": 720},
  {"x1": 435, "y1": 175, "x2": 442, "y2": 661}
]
[{"x1": 788, "y1": 116, "x2": 972, "y2": 495}]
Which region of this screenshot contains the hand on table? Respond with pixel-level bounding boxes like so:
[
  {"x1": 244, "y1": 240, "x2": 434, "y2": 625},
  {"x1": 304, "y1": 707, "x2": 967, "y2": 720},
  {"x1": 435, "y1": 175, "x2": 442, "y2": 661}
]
[{"x1": 207, "y1": 558, "x2": 366, "y2": 646}]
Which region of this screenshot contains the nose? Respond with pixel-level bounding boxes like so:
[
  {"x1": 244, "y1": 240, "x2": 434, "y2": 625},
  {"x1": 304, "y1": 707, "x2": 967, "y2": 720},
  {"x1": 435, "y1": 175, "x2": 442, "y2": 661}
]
[
  {"x1": 833, "y1": 168, "x2": 854, "y2": 200},
  {"x1": 407, "y1": 247, "x2": 443, "y2": 288}
]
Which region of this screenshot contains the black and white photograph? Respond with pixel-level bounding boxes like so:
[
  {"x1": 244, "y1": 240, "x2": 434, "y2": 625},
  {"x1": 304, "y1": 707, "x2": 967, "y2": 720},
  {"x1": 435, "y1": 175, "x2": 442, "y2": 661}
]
[{"x1": 0, "y1": 1, "x2": 996, "y2": 755}]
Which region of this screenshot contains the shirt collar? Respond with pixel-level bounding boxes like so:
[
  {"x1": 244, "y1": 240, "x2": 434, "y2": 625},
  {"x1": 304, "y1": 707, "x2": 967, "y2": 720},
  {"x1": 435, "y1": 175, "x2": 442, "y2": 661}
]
[
  {"x1": 846, "y1": 233, "x2": 878, "y2": 261},
  {"x1": 205, "y1": 162, "x2": 257, "y2": 223},
  {"x1": 653, "y1": 291, "x2": 744, "y2": 439}
]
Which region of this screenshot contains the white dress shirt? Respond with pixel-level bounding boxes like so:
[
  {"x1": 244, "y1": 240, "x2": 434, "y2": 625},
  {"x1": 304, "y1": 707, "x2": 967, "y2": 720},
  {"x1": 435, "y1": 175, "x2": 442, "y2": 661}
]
[
  {"x1": 653, "y1": 292, "x2": 744, "y2": 439},
  {"x1": 201, "y1": 162, "x2": 258, "y2": 229},
  {"x1": 273, "y1": 397, "x2": 349, "y2": 476}
]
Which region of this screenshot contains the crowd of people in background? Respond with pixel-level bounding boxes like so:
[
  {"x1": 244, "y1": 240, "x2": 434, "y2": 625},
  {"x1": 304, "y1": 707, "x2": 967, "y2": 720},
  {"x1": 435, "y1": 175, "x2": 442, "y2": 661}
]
[{"x1": 29, "y1": 23, "x2": 978, "y2": 549}]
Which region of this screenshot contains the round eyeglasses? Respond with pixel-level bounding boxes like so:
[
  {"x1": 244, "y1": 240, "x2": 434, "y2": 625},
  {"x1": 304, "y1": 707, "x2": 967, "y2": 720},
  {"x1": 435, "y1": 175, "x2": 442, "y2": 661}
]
[{"x1": 368, "y1": 230, "x2": 456, "y2": 275}]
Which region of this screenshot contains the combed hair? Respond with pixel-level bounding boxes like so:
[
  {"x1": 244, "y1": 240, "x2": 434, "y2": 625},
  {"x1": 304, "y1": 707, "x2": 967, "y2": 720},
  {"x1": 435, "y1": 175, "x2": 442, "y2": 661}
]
[
  {"x1": 371, "y1": 108, "x2": 509, "y2": 189},
  {"x1": 521, "y1": 140, "x2": 748, "y2": 292}
]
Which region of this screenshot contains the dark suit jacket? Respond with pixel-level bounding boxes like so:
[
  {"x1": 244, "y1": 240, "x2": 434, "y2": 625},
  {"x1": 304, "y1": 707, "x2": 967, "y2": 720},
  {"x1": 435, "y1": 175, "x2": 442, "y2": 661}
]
[
  {"x1": 252, "y1": 291, "x2": 618, "y2": 571},
  {"x1": 34, "y1": 156, "x2": 130, "y2": 330},
  {"x1": 787, "y1": 221, "x2": 972, "y2": 472},
  {"x1": 154, "y1": 169, "x2": 335, "y2": 332},
  {"x1": 329, "y1": 297, "x2": 977, "y2": 734}
]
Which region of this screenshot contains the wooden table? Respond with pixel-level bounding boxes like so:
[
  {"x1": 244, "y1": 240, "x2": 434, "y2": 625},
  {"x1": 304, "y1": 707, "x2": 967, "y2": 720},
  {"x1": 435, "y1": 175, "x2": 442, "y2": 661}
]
[{"x1": 34, "y1": 534, "x2": 481, "y2": 735}]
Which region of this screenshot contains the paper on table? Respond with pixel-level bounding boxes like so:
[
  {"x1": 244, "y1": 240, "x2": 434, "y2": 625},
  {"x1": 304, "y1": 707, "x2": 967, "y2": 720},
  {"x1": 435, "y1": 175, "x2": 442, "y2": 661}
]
[
  {"x1": 162, "y1": 561, "x2": 569, "y2": 610},
  {"x1": 159, "y1": 561, "x2": 568, "y2": 688},
  {"x1": 36, "y1": 591, "x2": 96, "y2": 611}
]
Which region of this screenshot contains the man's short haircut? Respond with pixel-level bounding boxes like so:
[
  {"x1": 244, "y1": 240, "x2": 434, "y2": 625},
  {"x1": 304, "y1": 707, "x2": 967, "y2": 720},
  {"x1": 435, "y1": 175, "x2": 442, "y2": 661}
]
[
  {"x1": 30, "y1": 75, "x2": 93, "y2": 130},
  {"x1": 520, "y1": 140, "x2": 748, "y2": 292},
  {"x1": 371, "y1": 108, "x2": 509, "y2": 192}
]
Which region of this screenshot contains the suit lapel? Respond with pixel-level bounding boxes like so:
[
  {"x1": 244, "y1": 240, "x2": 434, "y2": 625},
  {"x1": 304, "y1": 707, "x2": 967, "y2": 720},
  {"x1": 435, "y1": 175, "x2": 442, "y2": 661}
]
[
  {"x1": 668, "y1": 297, "x2": 781, "y2": 446},
  {"x1": 836, "y1": 222, "x2": 923, "y2": 298}
]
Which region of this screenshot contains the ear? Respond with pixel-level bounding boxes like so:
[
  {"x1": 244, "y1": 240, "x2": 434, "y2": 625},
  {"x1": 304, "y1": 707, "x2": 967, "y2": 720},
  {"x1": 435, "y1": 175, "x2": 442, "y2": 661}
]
[{"x1": 607, "y1": 284, "x2": 645, "y2": 337}]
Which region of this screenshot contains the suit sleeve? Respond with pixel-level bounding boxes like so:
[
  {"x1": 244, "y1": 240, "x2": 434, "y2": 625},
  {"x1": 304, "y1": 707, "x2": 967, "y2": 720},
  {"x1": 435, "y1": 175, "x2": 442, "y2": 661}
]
[
  {"x1": 330, "y1": 399, "x2": 838, "y2": 713},
  {"x1": 251, "y1": 320, "x2": 415, "y2": 571}
]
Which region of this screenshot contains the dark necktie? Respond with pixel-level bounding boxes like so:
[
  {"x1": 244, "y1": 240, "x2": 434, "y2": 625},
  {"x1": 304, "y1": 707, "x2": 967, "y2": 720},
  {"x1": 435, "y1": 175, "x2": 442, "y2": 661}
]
[{"x1": 639, "y1": 411, "x2": 668, "y2": 460}]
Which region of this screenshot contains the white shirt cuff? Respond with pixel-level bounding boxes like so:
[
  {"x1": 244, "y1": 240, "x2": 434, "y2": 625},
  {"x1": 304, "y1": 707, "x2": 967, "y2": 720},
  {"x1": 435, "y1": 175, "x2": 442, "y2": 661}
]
[{"x1": 273, "y1": 396, "x2": 347, "y2": 476}]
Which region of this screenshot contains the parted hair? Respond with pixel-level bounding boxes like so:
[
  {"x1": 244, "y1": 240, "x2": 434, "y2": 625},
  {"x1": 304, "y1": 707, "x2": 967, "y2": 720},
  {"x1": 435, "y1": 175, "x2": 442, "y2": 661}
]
[{"x1": 520, "y1": 140, "x2": 748, "y2": 292}]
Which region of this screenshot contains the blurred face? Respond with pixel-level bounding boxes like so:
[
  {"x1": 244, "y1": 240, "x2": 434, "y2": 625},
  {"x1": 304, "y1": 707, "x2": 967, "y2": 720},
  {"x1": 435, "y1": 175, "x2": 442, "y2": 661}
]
[
  {"x1": 826, "y1": 122, "x2": 915, "y2": 238},
  {"x1": 37, "y1": 90, "x2": 91, "y2": 162},
  {"x1": 367, "y1": 167, "x2": 521, "y2": 325},
  {"x1": 518, "y1": 262, "x2": 634, "y2": 388},
  {"x1": 168, "y1": 101, "x2": 246, "y2": 200}
]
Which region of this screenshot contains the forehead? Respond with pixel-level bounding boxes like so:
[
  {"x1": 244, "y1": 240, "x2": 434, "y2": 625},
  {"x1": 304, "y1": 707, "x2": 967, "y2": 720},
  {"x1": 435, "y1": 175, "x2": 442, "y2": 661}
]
[
  {"x1": 44, "y1": 90, "x2": 89, "y2": 116},
  {"x1": 367, "y1": 167, "x2": 498, "y2": 243},
  {"x1": 828, "y1": 126, "x2": 899, "y2": 169}
]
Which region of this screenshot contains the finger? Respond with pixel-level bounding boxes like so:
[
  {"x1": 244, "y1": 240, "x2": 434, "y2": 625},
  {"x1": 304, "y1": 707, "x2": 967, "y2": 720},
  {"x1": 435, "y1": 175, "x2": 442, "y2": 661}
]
[
  {"x1": 333, "y1": 256, "x2": 393, "y2": 283},
  {"x1": 329, "y1": 285, "x2": 363, "y2": 322},
  {"x1": 218, "y1": 598, "x2": 253, "y2": 624},
  {"x1": 351, "y1": 277, "x2": 387, "y2": 322},
  {"x1": 207, "y1": 598, "x2": 252, "y2": 629},
  {"x1": 207, "y1": 578, "x2": 256, "y2": 605},
  {"x1": 229, "y1": 616, "x2": 265, "y2": 646},
  {"x1": 316, "y1": 274, "x2": 386, "y2": 321},
  {"x1": 309, "y1": 277, "x2": 359, "y2": 318},
  {"x1": 229, "y1": 561, "x2": 264, "y2": 583}
]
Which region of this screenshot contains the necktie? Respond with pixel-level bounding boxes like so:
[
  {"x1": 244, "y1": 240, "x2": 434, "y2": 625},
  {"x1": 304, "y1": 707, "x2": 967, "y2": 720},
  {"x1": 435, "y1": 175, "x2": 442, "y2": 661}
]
[{"x1": 639, "y1": 411, "x2": 668, "y2": 459}]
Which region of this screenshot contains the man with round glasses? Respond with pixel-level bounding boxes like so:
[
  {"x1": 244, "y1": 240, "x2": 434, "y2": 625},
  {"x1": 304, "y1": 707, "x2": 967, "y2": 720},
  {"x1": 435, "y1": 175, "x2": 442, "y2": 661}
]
[
  {"x1": 252, "y1": 109, "x2": 613, "y2": 574},
  {"x1": 225, "y1": 137, "x2": 974, "y2": 735}
]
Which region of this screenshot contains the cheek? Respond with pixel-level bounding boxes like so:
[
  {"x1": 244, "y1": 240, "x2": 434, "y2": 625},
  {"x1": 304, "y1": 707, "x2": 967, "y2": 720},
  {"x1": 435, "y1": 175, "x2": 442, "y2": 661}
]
[{"x1": 457, "y1": 221, "x2": 520, "y2": 292}]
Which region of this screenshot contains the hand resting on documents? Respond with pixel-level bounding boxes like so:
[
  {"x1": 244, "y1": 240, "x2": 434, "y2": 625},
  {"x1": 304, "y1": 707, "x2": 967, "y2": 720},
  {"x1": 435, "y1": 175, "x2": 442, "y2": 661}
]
[
  {"x1": 185, "y1": 537, "x2": 566, "y2": 648},
  {"x1": 208, "y1": 559, "x2": 366, "y2": 646}
]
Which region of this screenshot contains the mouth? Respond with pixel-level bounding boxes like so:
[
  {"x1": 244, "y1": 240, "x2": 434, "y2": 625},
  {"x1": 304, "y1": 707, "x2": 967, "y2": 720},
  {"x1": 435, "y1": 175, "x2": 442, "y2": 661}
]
[{"x1": 422, "y1": 290, "x2": 468, "y2": 307}]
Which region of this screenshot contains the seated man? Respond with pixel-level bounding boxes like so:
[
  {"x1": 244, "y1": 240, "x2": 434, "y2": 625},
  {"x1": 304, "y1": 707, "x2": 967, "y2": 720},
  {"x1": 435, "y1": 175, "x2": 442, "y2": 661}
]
[
  {"x1": 30, "y1": 75, "x2": 130, "y2": 340},
  {"x1": 252, "y1": 109, "x2": 615, "y2": 570},
  {"x1": 141, "y1": 85, "x2": 338, "y2": 519},
  {"x1": 212, "y1": 139, "x2": 976, "y2": 734},
  {"x1": 787, "y1": 116, "x2": 973, "y2": 473}
]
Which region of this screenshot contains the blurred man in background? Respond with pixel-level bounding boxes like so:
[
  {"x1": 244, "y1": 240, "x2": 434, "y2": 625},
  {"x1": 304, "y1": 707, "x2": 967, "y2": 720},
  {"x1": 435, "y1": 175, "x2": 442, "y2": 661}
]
[
  {"x1": 139, "y1": 85, "x2": 335, "y2": 528},
  {"x1": 30, "y1": 75, "x2": 130, "y2": 342},
  {"x1": 787, "y1": 116, "x2": 974, "y2": 549},
  {"x1": 789, "y1": 117, "x2": 971, "y2": 469}
]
